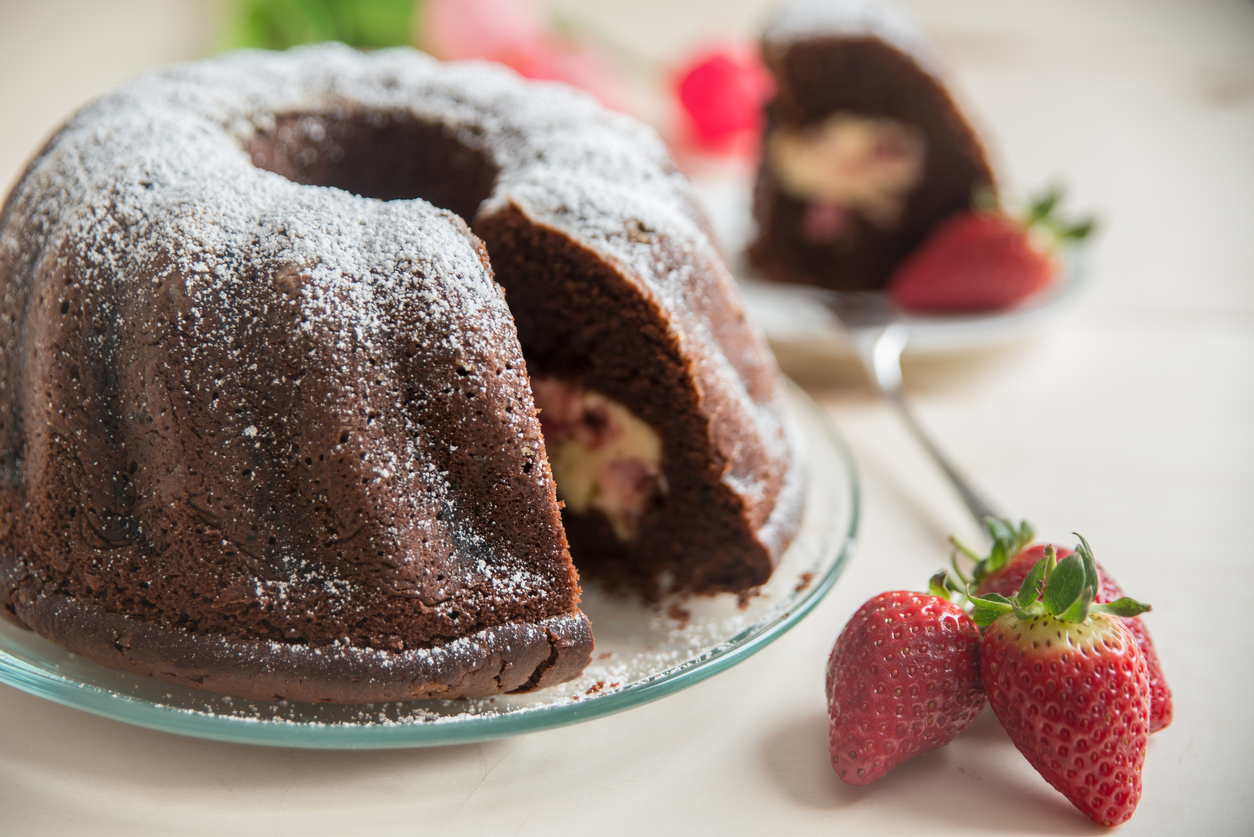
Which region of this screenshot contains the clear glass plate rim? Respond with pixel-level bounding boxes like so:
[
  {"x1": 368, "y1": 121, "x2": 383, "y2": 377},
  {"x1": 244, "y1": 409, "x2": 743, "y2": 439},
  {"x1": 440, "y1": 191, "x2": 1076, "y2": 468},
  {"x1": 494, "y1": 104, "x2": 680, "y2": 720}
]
[{"x1": 0, "y1": 382, "x2": 859, "y2": 749}]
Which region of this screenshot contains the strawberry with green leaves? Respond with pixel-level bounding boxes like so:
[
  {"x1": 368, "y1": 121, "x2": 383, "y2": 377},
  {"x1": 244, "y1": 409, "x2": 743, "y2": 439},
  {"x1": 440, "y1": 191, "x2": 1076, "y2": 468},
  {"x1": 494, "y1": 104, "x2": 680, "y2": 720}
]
[
  {"x1": 954, "y1": 519, "x2": 1172, "y2": 733},
  {"x1": 887, "y1": 188, "x2": 1094, "y2": 314},
  {"x1": 970, "y1": 537, "x2": 1152, "y2": 827},
  {"x1": 826, "y1": 586, "x2": 984, "y2": 785}
]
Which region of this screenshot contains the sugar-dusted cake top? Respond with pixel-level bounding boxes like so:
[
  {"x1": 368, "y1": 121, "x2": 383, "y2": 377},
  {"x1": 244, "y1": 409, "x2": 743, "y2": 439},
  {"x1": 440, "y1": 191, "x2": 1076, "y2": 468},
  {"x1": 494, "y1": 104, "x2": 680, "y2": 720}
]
[
  {"x1": 0, "y1": 43, "x2": 761, "y2": 452},
  {"x1": 1, "y1": 44, "x2": 795, "y2": 596},
  {"x1": 2, "y1": 43, "x2": 711, "y2": 342},
  {"x1": 761, "y1": 0, "x2": 942, "y2": 75}
]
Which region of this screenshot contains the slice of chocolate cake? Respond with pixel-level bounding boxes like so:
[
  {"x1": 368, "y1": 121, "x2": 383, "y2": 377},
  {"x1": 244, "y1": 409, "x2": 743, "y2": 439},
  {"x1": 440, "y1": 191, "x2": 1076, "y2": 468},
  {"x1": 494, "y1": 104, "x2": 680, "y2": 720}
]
[{"x1": 749, "y1": 0, "x2": 996, "y2": 292}]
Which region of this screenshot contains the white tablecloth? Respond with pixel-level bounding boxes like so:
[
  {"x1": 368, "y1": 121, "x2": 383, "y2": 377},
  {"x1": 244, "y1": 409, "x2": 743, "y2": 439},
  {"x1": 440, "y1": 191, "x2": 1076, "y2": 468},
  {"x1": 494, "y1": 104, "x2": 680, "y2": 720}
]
[{"x1": 1, "y1": 1, "x2": 1251, "y2": 834}]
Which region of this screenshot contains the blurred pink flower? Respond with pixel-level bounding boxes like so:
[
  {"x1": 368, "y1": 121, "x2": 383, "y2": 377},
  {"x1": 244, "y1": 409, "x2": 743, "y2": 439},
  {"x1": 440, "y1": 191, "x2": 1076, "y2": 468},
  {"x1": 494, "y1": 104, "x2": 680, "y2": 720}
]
[
  {"x1": 505, "y1": 42, "x2": 631, "y2": 112},
  {"x1": 421, "y1": 0, "x2": 547, "y2": 63},
  {"x1": 419, "y1": 0, "x2": 630, "y2": 110},
  {"x1": 674, "y1": 47, "x2": 774, "y2": 155}
]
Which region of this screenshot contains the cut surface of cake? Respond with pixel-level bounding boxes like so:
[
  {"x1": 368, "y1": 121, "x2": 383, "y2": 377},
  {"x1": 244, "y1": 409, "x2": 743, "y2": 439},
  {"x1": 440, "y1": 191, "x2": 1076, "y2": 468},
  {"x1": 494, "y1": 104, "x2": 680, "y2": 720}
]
[
  {"x1": 0, "y1": 45, "x2": 802, "y2": 703},
  {"x1": 749, "y1": 0, "x2": 996, "y2": 292}
]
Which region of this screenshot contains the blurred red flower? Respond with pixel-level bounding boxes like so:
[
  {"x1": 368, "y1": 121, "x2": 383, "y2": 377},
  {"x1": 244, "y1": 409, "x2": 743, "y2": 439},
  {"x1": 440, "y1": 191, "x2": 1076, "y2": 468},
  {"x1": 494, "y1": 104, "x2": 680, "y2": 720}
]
[{"x1": 674, "y1": 47, "x2": 774, "y2": 154}]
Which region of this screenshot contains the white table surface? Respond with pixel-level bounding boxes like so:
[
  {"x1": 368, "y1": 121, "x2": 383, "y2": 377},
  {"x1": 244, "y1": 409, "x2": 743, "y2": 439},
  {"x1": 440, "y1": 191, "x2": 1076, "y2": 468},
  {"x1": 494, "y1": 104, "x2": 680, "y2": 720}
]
[{"x1": 1, "y1": 1, "x2": 1251, "y2": 834}]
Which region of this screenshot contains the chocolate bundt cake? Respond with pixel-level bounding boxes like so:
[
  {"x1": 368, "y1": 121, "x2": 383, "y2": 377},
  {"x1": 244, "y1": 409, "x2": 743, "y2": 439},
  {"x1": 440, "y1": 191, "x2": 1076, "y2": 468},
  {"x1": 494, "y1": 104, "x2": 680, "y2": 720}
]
[
  {"x1": 0, "y1": 45, "x2": 802, "y2": 704},
  {"x1": 749, "y1": 0, "x2": 996, "y2": 292}
]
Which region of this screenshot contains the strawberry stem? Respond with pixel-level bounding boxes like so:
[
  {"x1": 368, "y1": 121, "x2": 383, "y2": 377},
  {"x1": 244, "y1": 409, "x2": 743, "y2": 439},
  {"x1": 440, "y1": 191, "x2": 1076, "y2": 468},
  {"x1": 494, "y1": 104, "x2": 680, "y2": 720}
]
[
  {"x1": 951, "y1": 518, "x2": 1035, "y2": 585},
  {"x1": 948, "y1": 554, "x2": 972, "y2": 586}
]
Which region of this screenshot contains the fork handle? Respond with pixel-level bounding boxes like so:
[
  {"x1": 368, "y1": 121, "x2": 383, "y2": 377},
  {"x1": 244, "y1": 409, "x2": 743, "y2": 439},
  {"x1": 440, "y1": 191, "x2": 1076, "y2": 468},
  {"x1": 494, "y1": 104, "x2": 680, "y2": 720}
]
[
  {"x1": 881, "y1": 387, "x2": 1004, "y2": 527},
  {"x1": 856, "y1": 324, "x2": 1004, "y2": 530}
]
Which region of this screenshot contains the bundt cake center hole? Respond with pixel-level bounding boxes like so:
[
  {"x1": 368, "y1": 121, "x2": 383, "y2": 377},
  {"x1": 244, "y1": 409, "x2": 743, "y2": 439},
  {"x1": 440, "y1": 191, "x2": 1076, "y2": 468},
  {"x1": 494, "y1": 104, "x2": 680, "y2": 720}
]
[{"x1": 247, "y1": 113, "x2": 498, "y2": 221}]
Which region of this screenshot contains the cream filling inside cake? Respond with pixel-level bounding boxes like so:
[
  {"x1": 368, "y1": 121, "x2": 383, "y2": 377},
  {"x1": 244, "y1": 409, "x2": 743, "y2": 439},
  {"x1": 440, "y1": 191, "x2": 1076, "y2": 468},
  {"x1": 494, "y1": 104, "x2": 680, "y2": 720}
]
[
  {"x1": 768, "y1": 113, "x2": 926, "y2": 236},
  {"x1": 530, "y1": 377, "x2": 668, "y2": 541}
]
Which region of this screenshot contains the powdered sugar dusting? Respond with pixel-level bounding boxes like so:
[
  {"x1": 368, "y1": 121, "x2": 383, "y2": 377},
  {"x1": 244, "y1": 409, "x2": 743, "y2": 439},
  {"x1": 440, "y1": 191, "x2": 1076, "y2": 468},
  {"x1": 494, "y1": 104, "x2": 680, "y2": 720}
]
[
  {"x1": 2, "y1": 44, "x2": 789, "y2": 479},
  {"x1": 0, "y1": 44, "x2": 800, "y2": 689},
  {"x1": 0, "y1": 45, "x2": 572, "y2": 614},
  {"x1": 762, "y1": 0, "x2": 943, "y2": 75}
]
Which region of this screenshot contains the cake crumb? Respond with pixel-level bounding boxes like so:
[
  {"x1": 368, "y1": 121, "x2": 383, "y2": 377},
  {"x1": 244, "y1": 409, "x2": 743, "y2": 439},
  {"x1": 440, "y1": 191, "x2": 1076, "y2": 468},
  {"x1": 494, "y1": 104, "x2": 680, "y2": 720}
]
[{"x1": 737, "y1": 587, "x2": 763, "y2": 610}]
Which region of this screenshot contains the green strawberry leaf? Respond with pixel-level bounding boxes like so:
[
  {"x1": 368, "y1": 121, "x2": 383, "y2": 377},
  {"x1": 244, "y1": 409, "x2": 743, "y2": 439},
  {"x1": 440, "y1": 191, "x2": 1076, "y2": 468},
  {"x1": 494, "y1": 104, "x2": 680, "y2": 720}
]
[
  {"x1": 1042, "y1": 553, "x2": 1087, "y2": 617},
  {"x1": 984, "y1": 517, "x2": 1012, "y2": 543},
  {"x1": 1017, "y1": 520, "x2": 1036, "y2": 547},
  {"x1": 962, "y1": 531, "x2": 1151, "y2": 626},
  {"x1": 969, "y1": 518, "x2": 1036, "y2": 583},
  {"x1": 1059, "y1": 218, "x2": 1096, "y2": 241},
  {"x1": 928, "y1": 571, "x2": 951, "y2": 599},
  {"x1": 1015, "y1": 183, "x2": 1098, "y2": 248},
  {"x1": 1013, "y1": 554, "x2": 1049, "y2": 610},
  {"x1": 1025, "y1": 187, "x2": 1062, "y2": 226},
  {"x1": 1057, "y1": 584, "x2": 1096, "y2": 623},
  {"x1": 1080, "y1": 541, "x2": 1101, "y2": 593},
  {"x1": 987, "y1": 541, "x2": 1008, "y2": 576},
  {"x1": 984, "y1": 520, "x2": 1011, "y2": 574},
  {"x1": 969, "y1": 592, "x2": 1013, "y2": 627},
  {"x1": 1093, "y1": 596, "x2": 1153, "y2": 618}
]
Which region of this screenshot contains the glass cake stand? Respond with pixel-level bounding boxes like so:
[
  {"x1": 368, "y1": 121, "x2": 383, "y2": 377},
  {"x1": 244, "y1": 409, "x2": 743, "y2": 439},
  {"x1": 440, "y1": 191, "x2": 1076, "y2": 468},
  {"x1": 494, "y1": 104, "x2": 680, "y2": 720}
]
[{"x1": 0, "y1": 382, "x2": 858, "y2": 749}]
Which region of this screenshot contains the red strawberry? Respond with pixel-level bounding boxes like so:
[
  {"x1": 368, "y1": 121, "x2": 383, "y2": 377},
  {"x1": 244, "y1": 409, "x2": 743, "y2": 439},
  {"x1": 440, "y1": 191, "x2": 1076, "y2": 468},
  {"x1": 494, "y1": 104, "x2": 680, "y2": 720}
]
[
  {"x1": 826, "y1": 590, "x2": 984, "y2": 785},
  {"x1": 888, "y1": 189, "x2": 1094, "y2": 314},
  {"x1": 969, "y1": 531, "x2": 1172, "y2": 734},
  {"x1": 1121, "y1": 616, "x2": 1172, "y2": 733},
  {"x1": 972, "y1": 537, "x2": 1152, "y2": 827}
]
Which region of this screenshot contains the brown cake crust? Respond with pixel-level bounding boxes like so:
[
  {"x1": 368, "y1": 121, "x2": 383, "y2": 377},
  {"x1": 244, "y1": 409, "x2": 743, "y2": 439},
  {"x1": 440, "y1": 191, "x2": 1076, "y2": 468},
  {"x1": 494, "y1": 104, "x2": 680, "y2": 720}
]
[
  {"x1": 11, "y1": 588, "x2": 591, "y2": 702},
  {"x1": 0, "y1": 48, "x2": 592, "y2": 702},
  {"x1": 0, "y1": 45, "x2": 801, "y2": 702},
  {"x1": 749, "y1": 0, "x2": 996, "y2": 291}
]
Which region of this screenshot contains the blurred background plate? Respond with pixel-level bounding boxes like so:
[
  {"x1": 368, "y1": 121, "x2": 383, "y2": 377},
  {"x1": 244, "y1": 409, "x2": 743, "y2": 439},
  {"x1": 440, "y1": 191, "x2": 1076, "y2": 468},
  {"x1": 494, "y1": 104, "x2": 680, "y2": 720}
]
[{"x1": 690, "y1": 168, "x2": 1092, "y2": 362}]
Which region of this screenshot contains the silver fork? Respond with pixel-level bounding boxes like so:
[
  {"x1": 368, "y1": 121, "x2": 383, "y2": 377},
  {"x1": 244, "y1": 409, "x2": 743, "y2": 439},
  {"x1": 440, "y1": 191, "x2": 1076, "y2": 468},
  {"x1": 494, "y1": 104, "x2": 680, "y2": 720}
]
[{"x1": 808, "y1": 290, "x2": 1003, "y2": 532}]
